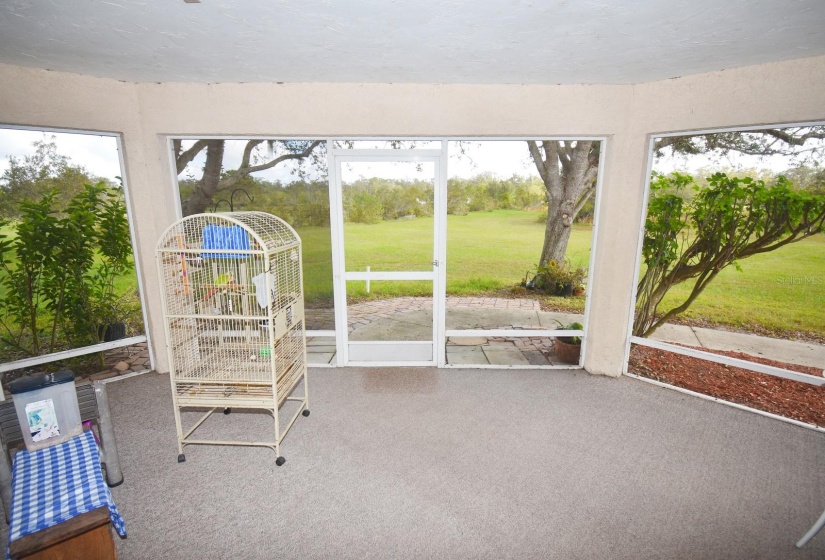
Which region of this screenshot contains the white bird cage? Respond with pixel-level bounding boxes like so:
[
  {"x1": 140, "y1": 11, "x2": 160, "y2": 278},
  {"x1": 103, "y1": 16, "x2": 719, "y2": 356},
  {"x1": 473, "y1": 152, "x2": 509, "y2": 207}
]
[{"x1": 155, "y1": 212, "x2": 309, "y2": 466}]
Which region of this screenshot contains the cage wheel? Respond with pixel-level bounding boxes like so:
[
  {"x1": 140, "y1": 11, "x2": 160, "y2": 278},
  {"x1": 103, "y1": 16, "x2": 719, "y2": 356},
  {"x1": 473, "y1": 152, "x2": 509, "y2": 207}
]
[
  {"x1": 177, "y1": 454, "x2": 186, "y2": 463},
  {"x1": 276, "y1": 456, "x2": 286, "y2": 467},
  {"x1": 302, "y1": 409, "x2": 310, "y2": 417}
]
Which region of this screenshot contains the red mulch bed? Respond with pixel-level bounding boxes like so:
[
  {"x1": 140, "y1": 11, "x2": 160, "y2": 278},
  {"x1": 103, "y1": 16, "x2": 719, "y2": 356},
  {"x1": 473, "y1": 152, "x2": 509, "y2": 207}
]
[{"x1": 628, "y1": 345, "x2": 825, "y2": 427}]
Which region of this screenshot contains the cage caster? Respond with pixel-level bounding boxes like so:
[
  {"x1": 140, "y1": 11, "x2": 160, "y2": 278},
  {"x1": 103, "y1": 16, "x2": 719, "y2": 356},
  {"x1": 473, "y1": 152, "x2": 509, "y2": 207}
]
[
  {"x1": 302, "y1": 409, "x2": 310, "y2": 417},
  {"x1": 223, "y1": 408, "x2": 232, "y2": 415},
  {"x1": 275, "y1": 456, "x2": 286, "y2": 467},
  {"x1": 177, "y1": 454, "x2": 186, "y2": 463}
]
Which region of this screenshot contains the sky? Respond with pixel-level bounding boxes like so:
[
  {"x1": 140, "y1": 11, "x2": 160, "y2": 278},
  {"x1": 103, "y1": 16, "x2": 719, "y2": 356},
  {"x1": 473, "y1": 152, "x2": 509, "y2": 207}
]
[
  {"x1": 0, "y1": 128, "x2": 819, "y2": 188},
  {"x1": 654, "y1": 147, "x2": 804, "y2": 175},
  {"x1": 0, "y1": 128, "x2": 121, "y2": 181},
  {"x1": 177, "y1": 139, "x2": 541, "y2": 183},
  {"x1": 0, "y1": 129, "x2": 540, "y2": 184}
]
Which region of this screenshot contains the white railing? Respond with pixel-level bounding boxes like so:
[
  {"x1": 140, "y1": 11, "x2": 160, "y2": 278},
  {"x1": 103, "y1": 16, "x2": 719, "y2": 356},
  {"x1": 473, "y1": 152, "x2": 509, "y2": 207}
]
[
  {"x1": 630, "y1": 336, "x2": 825, "y2": 387},
  {"x1": 0, "y1": 335, "x2": 149, "y2": 401}
]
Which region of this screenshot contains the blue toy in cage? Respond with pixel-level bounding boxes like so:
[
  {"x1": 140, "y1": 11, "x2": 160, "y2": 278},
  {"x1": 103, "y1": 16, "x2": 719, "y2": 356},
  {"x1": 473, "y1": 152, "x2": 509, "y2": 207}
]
[{"x1": 201, "y1": 224, "x2": 251, "y2": 259}]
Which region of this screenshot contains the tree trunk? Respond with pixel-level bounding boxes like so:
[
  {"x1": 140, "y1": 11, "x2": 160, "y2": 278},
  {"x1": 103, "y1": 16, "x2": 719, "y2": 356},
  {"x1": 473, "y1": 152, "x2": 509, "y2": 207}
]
[
  {"x1": 527, "y1": 140, "x2": 598, "y2": 267},
  {"x1": 180, "y1": 140, "x2": 225, "y2": 216},
  {"x1": 540, "y1": 197, "x2": 575, "y2": 266}
]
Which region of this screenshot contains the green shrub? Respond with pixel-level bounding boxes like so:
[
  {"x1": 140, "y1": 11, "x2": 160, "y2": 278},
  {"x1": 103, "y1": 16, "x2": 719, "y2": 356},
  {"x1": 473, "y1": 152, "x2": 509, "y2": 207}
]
[
  {"x1": 0, "y1": 182, "x2": 133, "y2": 356},
  {"x1": 346, "y1": 191, "x2": 383, "y2": 224}
]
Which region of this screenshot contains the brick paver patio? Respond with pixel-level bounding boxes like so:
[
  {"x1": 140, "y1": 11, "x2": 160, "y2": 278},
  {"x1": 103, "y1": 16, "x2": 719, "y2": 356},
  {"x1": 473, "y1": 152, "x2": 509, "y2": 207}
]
[
  {"x1": 90, "y1": 297, "x2": 569, "y2": 380},
  {"x1": 305, "y1": 296, "x2": 542, "y2": 331},
  {"x1": 305, "y1": 296, "x2": 568, "y2": 366}
]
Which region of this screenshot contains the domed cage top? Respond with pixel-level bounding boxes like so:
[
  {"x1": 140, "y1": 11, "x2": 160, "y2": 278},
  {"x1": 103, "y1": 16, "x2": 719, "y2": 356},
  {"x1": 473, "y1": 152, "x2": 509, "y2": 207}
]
[{"x1": 155, "y1": 212, "x2": 309, "y2": 466}]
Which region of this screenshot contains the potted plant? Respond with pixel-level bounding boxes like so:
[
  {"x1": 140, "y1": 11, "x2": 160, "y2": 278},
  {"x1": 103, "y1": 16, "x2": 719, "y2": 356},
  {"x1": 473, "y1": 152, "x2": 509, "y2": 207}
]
[
  {"x1": 553, "y1": 320, "x2": 583, "y2": 364},
  {"x1": 525, "y1": 260, "x2": 587, "y2": 297},
  {"x1": 89, "y1": 188, "x2": 133, "y2": 344},
  {"x1": 557, "y1": 265, "x2": 587, "y2": 297},
  {"x1": 91, "y1": 282, "x2": 129, "y2": 343}
]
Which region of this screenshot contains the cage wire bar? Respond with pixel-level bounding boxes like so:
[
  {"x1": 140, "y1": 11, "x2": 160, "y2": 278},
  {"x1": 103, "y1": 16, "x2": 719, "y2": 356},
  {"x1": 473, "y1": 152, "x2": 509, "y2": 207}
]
[{"x1": 156, "y1": 212, "x2": 309, "y2": 466}]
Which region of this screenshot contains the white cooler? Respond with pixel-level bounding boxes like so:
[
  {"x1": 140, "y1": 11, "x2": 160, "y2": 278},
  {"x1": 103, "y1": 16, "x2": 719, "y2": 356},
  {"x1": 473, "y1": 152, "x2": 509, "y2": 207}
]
[{"x1": 8, "y1": 370, "x2": 82, "y2": 451}]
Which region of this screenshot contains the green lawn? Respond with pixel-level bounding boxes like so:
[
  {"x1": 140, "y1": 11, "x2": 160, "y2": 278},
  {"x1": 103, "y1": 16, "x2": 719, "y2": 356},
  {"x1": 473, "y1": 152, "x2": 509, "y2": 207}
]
[
  {"x1": 445, "y1": 210, "x2": 591, "y2": 293},
  {"x1": 293, "y1": 225, "x2": 334, "y2": 305},
  {"x1": 340, "y1": 210, "x2": 589, "y2": 298},
  {"x1": 660, "y1": 233, "x2": 825, "y2": 335},
  {"x1": 338, "y1": 209, "x2": 825, "y2": 337},
  {"x1": 342, "y1": 210, "x2": 587, "y2": 283},
  {"x1": 3, "y1": 210, "x2": 823, "y2": 338}
]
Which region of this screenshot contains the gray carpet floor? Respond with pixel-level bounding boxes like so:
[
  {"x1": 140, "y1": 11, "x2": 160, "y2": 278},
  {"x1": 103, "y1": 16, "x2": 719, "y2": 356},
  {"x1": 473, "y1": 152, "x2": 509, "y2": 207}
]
[{"x1": 15, "y1": 367, "x2": 825, "y2": 559}]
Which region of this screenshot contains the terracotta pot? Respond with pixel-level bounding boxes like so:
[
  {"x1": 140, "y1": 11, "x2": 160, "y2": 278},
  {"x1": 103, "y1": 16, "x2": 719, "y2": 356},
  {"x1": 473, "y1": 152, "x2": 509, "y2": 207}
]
[{"x1": 554, "y1": 338, "x2": 581, "y2": 365}]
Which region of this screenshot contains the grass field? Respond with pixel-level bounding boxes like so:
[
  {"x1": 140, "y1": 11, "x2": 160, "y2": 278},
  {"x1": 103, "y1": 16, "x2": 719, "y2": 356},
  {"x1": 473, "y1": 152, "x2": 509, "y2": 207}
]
[
  {"x1": 339, "y1": 210, "x2": 589, "y2": 295},
  {"x1": 338, "y1": 210, "x2": 825, "y2": 336},
  {"x1": 659, "y1": 233, "x2": 825, "y2": 335},
  {"x1": 2, "y1": 210, "x2": 823, "y2": 338},
  {"x1": 293, "y1": 225, "x2": 334, "y2": 305}
]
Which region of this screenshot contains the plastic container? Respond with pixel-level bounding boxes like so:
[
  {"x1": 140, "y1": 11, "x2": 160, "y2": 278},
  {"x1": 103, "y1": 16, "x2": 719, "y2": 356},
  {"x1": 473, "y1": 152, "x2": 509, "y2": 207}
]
[{"x1": 8, "y1": 369, "x2": 83, "y2": 451}]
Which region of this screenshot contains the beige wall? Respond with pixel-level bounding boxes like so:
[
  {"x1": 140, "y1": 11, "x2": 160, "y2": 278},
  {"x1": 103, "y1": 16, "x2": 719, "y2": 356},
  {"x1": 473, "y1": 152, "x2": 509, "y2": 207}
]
[{"x1": 1, "y1": 55, "x2": 824, "y2": 376}]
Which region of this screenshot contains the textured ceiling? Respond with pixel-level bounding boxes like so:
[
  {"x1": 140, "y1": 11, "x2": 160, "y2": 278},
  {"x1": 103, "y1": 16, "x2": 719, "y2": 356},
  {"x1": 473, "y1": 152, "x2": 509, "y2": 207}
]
[{"x1": 0, "y1": 0, "x2": 824, "y2": 84}]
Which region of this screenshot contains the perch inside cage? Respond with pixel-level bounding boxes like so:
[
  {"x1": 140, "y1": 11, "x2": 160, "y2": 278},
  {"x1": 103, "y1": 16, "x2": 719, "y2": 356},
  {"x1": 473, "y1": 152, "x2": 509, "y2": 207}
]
[{"x1": 155, "y1": 212, "x2": 310, "y2": 467}]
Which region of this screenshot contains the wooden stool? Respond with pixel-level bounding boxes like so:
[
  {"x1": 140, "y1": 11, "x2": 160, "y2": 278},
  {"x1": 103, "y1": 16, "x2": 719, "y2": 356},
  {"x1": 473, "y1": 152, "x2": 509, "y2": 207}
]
[{"x1": 10, "y1": 506, "x2": 116, "y2": 560}]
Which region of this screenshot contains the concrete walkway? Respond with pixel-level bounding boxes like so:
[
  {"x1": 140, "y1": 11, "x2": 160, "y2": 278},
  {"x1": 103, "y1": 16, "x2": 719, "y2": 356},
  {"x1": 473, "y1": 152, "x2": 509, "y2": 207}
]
[{"x1": 650, "y1": 323, "x2": 825, "y2": 370}]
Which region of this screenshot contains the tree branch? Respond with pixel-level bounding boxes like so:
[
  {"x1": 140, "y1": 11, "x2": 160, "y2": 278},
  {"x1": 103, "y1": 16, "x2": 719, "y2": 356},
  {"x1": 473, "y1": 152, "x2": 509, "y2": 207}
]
[
  {"x1": 653, "y1": 136, "x2": 680, "y2": 151},
  {"x1": 573, "y1": 186, "x2": 595, "y2": 216},
  {"x1": 557, "y1": 141, "x2": 572, "y2": 174},
  {"x1": 175, "y1": 140, "x2": 210, "y2": 174},
  {"x1": 526, "y1": 141, "x2": 548, "y2": 184},
  {"x1": 634, "y1": 172, "x2": 825, "y2": 337},
  {"x1": 760, "y1": 128, "x2": 825, "y2": 147},
  {"x1": 244, "y1": 140, "x2": 322, "y2": 175},
  {"x1": 239, "y1": 140, "x2": 264, "y2": 170},
  {"x1": 582, "y1": 164, "x2": 598, "y2": 187}
]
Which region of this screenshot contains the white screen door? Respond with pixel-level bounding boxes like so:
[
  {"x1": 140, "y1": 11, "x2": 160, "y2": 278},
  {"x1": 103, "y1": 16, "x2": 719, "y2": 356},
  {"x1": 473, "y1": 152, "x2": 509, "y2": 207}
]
[{"x1": 329, "y1": 148, "x2": 445, "y2": 366}]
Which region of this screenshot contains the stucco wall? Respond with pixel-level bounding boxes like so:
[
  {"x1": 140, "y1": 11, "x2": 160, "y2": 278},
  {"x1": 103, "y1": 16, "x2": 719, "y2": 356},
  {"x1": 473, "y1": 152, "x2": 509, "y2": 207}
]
[{"x1": 1, "y1": 55, "x2": 824, "y2": 376}]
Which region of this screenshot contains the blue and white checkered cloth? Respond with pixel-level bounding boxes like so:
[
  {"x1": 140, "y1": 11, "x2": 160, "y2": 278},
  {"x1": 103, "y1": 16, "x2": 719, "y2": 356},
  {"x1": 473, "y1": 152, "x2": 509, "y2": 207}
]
[{"x1": 7, "y1": 430, "x2": 126, "y2": 558}]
